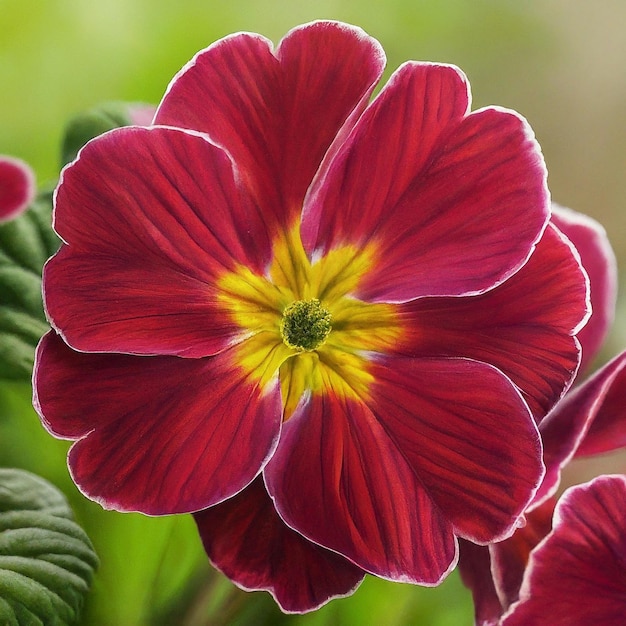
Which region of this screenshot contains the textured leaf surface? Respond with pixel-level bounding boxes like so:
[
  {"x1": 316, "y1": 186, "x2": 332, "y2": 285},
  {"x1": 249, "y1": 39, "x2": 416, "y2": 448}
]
[
  {"x1": 0, "y1": 193, "x2": 58, "y2": 381},
  {"x1": 0, "y1": 468, "x2": 98, "y2": 625}
]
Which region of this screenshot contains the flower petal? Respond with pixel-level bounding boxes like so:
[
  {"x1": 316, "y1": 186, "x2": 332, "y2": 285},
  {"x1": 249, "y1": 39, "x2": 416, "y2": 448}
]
[
  {"x1": 393, "y1": 224, "x2": 588, "y2": 419},
  {"x1": 33, "y1": 332, "x2": 282, "y2": 515},
  {"x1": 266, "y1": 356, "x2": 543, "y2": 582},
  {"x1": 457, "y1": 540, "x2": 503, "y2": 626},
  {"x1": 48, "y1": 125, "x2": 268, "y2": 356},
  {"x1": 502, "y1": 475, "x2": 626, "y2": 626},
  {"x1": 489, "y1": 497, "x2": 555, "y2": 611},
  {"x1": 574, "y1": 350, "x2": 626, "y2": 456},
  {"x1": 194, "y1": 477, "x2": 365, "y2": 613},
  {"x1": 535, "y1": 351, "x2": 626, "y2": 506},
  {"x1": 458, "y1": 498, "x2": 556, "y2": 625},
  {"x1": 551, "y1": 204, "x2": 618, "y2": 374},
  {"x1": 264, "y1": 388, "x2": 458, "y2": 585},
  {"x1": 302, "y1": 62, "x2": 549, "y2": 302},
  {"x1": 0, "y1": 155, "x2": 36, "y2": 223},
  {"x1": 126, "y1": 104, "x2": 157, "y2": 126},
  {"x1": 367, "y1": 357, "x2": 544, "y2": 543},
  {"x1": 155, "y1": 21, "x2": 385, "y2": 227}
]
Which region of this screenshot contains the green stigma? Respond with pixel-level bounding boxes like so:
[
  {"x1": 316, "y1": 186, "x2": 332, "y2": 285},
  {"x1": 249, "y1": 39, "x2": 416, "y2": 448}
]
[{"x1": 280, "y1": 298, "x2": 332, "y2": 351}]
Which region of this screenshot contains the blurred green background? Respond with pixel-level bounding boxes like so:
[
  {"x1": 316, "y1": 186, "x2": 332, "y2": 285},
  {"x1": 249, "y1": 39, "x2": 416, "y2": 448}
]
[{"x1": 1, "y1": 1, "x2": 624, "y2": 624}]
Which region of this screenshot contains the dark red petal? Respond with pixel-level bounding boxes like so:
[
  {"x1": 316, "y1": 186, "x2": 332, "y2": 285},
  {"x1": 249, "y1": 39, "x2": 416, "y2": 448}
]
[
  {"x1": 302, "y1": 63, "x2": 549, "y2": 302},
  {"x1": 368, "y1": 357, "x2": 543, "y2": 543},
  {"x1": 155, "y1": 22, "x2": 385, "y2": 227},
  {"x1": 490, "y1": 497, "x2": 555, "y2": 611},
  {"x1": 551, "y1": 204, "x2": 618, "y2": 374},
  {"x1": 194, "y1": 477, "x2": 365, "y2": 613},
  {"x1": 0, "y1": 155, "x2": 35, "y2": 223},
  {"x1": 459, "y1": 499, "x2": 556, "y2": 625},
  {"x1": 33, "y1": 332, "x2": 282, "y2": 515},
  {"x1": 44, "y1": 245, "x2": 244, "y2": 358},
  {"x1": 536, "y1": 351, "x2": 626, "y2": 506},
  {"x1": 264, "y1": 390, "x2": 457, "y2": 584},
  {"x1": 502, "y1": 476, "x2": 626, "y2": 626},
  {"x1": 575, "y1": 351, "x2": 626, "y2": 456},
  {"x1": 393, "y1": 224, "x2": 588, "y2": 420},
  {"x1": 457, "y1": 540, "x2": 504, "y2": 626},
  {"x1": 48, "y1": 126, "x2": 267, "y2": 356}
]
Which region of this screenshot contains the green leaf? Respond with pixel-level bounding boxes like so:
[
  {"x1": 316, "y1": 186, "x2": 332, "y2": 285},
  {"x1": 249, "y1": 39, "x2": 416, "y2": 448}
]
[
  {"x1": 0, "y1": 468, "x2": 98, "y2": 626},
  {"x1": 60, "y1": 102, "x2": 145, "y2": 168},
  {"x1": 0, "y1": 193, "x2": 59, "y2": 381}
]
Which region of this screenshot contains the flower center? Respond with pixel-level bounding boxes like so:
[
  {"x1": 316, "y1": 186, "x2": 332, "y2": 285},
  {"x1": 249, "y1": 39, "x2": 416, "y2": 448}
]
[{"x1": 280, "y1": 298, "x2": 332, "y2": 351}]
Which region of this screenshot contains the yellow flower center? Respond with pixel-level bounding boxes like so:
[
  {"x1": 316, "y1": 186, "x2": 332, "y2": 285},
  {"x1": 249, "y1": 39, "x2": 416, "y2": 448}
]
[
  {"x1": 280, "y1": 298, "x2": 332, "y2": 351},
  {"x1": 217, "y1": 223, "x2": 401, "y2": 418}
]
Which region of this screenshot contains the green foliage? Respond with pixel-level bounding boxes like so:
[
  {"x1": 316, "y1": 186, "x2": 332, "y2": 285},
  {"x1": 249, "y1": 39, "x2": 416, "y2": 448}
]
[
  {"x1": 0, "y1": 194, "x2": 58, "y2": 381},
  {"x1": 60, "y1": 102, "x2": 141, "y2": 167},
  {"x1": 0, "y1": 384, "x2": 211, "y2": 626},
  {"x1": 0, "y1": 468, "x2": 98, "y2": 625}
]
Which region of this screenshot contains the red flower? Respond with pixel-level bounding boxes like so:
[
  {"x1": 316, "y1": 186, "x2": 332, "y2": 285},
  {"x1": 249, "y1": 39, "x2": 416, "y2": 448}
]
[
  {"x1": 0, "y1": 155, "x2": 35, "y2": 223},
  {"x1": 459, "y1": 204, "x2": 626, "y2": 625},
  {"x1": 502, "y1": 475, "x2": 626, "y2": 626},
  {"x1": 33, "y1": 22, "x2": 589, "y2": 611}
]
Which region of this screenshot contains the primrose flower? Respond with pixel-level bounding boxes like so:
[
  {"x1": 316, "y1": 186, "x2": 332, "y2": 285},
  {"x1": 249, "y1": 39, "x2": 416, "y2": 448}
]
[
  {"x1": 34, "y1": 22, "x2": 590, "y2": 612},
  {"x1": 0, "y1": 155, "x2": 35, "y2": 223},
  {"x1": 500, "y1": 475, "x2": 626, "y2": 626},
  {"x1": 459, "y1": 205, "x2": 626, "y2": 625}
]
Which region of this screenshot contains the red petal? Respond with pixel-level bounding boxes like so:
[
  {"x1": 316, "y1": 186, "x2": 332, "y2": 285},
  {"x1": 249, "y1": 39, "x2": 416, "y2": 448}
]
[
  {"x1": 0, "y1": 155, "x2": 35, "y2": 223},
  {"x1": 33, "y1": 332, "x2": 282, "y2": 515},
  {"x1": 393, "y1": 224, "x2": 588, "y2": 420},
  {"x1": 458, "y1": 499, "x2": 556, "y2": 625},
  {"x1": 368, "y1": 357, "x2": 544, "y2": 543},
  {"x1": 48, "y1": 126, "x2": 268, "y2": 356},
  {"x1": 575, "y1": 351, "x2": 626, "y2": 456},
  {"x1": 502, "y1": 476, "x2": 626, "y2": 625},
  {"x1": 194, "y1": 477, "x2": 365, "y2": 613},
  {"x1": 490, "y1": 497, "x2": 555, "y2": 611},
  {"x1": 536, "y1": 351, "x2": 626, "y2": 506},
  {"x1": 551, "y1": 204, "x2": 618, "y2": 374},
  {"x1": 457, "y1": 540, "x2": 504, "y2": 626},
  {"x1": 264, "y1": 390, "x2": 457, "y2": 584},
  {"x1": 302, "y1": 63, "x2": 549, "y2": 302},
  {"x1": 155, "y1": 22, "x2": 385, "y2": 227}
]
